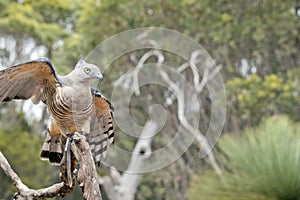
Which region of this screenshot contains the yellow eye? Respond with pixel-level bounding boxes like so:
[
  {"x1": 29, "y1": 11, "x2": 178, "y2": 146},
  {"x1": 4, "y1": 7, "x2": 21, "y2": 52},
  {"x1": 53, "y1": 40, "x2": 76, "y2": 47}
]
[{"x1": 84, "y1": 68, "x2": 91, "y2": 74}]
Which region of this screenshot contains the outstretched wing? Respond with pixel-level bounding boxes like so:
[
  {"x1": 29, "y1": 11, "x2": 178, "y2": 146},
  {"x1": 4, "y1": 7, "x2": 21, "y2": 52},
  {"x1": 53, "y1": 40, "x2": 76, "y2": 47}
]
[
  {"x1": 88, "y1": 88, "x2": 114, "y2": 167},
  {"x1": 0, "y1": 58, "x2": 60, "y2": 104}
]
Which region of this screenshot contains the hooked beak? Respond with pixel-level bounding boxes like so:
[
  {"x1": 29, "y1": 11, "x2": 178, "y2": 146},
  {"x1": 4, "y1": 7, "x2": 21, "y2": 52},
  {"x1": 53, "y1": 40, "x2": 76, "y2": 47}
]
[{"x1": 94, "y1": 72, "x2": 103, "y2": 80}]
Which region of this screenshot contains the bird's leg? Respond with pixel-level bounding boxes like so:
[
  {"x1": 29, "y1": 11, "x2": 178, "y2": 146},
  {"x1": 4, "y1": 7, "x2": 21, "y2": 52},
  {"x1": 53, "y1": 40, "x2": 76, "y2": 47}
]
[{"x1": 65, "y1": 133, "x2": 73, "y2": 187}]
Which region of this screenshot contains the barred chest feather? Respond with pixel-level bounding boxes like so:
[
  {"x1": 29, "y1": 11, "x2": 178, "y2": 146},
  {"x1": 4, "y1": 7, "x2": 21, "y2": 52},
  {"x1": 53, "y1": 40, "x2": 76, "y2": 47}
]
[{"x1": 48, "y1": 85, "x2": 94, "y2": 132}]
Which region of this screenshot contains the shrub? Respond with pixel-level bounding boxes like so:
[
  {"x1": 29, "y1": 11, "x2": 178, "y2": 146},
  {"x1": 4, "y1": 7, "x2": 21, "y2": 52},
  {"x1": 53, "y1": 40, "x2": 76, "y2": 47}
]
[{"x1": 188, "y1": 116, "x2": 300, "y2": 200}]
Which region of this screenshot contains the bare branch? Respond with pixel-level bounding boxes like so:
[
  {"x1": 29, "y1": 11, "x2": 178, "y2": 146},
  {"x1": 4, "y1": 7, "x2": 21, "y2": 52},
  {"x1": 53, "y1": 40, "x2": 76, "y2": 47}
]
[
  {"x1": 116, "y1": 40, "x2": 223, "y2": 176},
  {"x1": 0, "y1": 132, "x2": 102, "y2": 200},
  {"x1": 133, "y1": 50, "x2": 165, "y2": 95},
  {"x1": 0, "y1": 151, "x2": 74, "y2": 200},
  {"x1": 147, "y1": 50, "x2": 222, "y2": 176},
  {"x1": 196, "y1": 64, "x2": 222, "y2": 93},
  {"x1": 114, "y1": 50, "x2": 164, "y2": 96},
  {"x1": 177, "y1": 62, "x2": 190, "y2": 73},
  {"x1": 0, "y1": 151, "x2": 32, "y2": 196},
  {"x1": 190, "y1": 50, "x2": 202, "y2": 87}
]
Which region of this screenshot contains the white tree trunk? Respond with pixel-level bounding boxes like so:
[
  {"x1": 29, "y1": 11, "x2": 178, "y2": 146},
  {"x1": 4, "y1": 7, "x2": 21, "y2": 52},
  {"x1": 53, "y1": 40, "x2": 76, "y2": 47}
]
[{"x1": 100, "y1": 120, "x2": 157, "y2": 200}]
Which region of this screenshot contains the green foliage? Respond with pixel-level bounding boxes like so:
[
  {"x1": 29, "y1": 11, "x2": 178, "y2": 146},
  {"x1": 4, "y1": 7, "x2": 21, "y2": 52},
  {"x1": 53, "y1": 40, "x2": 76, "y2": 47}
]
[
  {"x1": 74, "y1": 0, "x2": 299, "y2": 75},
  {"x1": 226, "y1": 71, "x2": 300, "y2": 132},
  {"x1": 0, "y1": 1, "x2": 73, "y2": 49},
  {"x1": 0, "y1": 129, "x2": 56, "y2": 199},
  {"x1": 284, "y1": 68, "x2": 300, "y2": 120},
  {"x1": 188, "y1": 116, "x2": 300, "y2": 200}
]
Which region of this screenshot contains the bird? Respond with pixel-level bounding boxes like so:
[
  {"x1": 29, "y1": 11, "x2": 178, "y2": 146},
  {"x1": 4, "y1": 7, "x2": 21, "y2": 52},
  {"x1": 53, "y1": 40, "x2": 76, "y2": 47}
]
[{"x1": 0, "y1": 56, "x2": 114, "y2": 169}]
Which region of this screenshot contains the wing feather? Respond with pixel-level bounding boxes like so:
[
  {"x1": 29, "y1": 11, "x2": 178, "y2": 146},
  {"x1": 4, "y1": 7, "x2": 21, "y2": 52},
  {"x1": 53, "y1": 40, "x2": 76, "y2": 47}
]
[
  {"x1": 0, "y1": 58, "x2": 60, "y2": 103},
  {"x1": 87, "y1": 88, "x2": 114, "y2": 166}
]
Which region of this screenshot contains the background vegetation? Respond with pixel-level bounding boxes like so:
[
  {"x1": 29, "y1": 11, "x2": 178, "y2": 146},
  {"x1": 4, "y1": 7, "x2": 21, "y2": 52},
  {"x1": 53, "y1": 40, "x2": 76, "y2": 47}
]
[
  {"x1": 0, "y1": 0, "x2": 299, "y2": 199},
  {"x1": 189, "y1": 116, "x2": 300, "y2": 200}
]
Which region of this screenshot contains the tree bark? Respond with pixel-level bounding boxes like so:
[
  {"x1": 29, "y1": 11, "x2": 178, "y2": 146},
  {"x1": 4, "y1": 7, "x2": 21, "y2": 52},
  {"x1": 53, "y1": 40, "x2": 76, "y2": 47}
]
[{"x1": 71, "y1": 133, "x2": 102, "y2": 200}]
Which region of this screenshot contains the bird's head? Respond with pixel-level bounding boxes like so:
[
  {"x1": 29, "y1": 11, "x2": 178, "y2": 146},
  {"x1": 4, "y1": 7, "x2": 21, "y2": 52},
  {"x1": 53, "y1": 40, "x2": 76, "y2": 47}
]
[{"x1": 74, "y1": 56, "x2": 103, "y2": 82}]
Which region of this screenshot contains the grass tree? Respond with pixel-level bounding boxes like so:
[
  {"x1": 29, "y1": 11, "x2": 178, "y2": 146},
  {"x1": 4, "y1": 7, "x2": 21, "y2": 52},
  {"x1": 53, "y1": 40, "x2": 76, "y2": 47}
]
[{"x1": 188, "y1": 116, "x2": 300, "y2": 200}]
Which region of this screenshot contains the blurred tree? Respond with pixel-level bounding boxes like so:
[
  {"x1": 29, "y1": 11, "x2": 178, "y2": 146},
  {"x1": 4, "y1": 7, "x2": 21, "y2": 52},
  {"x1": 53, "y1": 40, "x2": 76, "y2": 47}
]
[
  {"x1": 0, "y1": 0, "x2": 73, "y2": 56},
  {"x1": 72, "y1": 0, "x2": 299, "y2": 77},
  {"x1": 182, "y1": 0, "x2": 299, "y2": 76}
]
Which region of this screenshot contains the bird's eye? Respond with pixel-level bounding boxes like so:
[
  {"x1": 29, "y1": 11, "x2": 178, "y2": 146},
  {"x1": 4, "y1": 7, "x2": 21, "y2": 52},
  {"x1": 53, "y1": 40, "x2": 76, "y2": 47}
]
[{"x1": 84, "y1": 68, "x2": 91, "y2": 74}]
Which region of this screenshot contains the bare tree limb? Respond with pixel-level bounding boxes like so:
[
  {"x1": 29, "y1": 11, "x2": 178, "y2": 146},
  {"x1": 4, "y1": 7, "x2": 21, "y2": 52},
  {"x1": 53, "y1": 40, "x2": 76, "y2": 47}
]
[
  {"x1": 133, "y1": 50, "x2": 164, "y2": 96},
  {"x1": 0, "y1": 151, "x2": 74, "y2": 200},
  {"x1": 0, "y1": 132, "x2": 102, "y2": 200},
  {"x1": 129, "y1": 45, "x2": 223, "y2": 176},
  {"x1": 155, "y1": 53, "x2": 223, "y2": 176}
]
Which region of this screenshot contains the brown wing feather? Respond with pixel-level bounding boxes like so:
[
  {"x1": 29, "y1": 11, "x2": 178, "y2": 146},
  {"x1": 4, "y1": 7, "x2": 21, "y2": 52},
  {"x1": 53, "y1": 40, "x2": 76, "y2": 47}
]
[
  {"x1": 87, "y1": 88, "x2": 114, "y2": 166},
  {"x1": 0, "y1": 58, "x2": 60, "y2": 103}
]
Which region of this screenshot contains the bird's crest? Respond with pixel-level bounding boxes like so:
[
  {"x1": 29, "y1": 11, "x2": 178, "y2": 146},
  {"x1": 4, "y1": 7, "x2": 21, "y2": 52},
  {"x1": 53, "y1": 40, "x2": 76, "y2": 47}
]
[
  {"x1": 79, "y1": 55, "x2": 84, "y2": 62},
  {"x1": 75, "y1": 55, "x2": 86, "y2": 69}
]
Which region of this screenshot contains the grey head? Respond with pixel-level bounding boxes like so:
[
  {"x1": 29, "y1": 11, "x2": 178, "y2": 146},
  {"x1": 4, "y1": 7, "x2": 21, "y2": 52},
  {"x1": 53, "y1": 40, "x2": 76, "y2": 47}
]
[{"x1": 73, "y1": 56, "x2": 103, "y2": 83}]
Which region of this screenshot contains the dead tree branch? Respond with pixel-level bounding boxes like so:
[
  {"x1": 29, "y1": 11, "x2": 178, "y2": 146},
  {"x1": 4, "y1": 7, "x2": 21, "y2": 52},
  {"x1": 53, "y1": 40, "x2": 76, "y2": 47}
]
[
  {"x1": 129, "y1": 43, "x2": 222, "y2": 176},
  {"x1": 0, "y1": 132, "x2": 102, "y2": 200},
  {"x1": 156, "y1": 56, "x2": 222, "y2": 176},
  {"x1": 0, "y1": 150, "x2": 74, "y2": 199}
]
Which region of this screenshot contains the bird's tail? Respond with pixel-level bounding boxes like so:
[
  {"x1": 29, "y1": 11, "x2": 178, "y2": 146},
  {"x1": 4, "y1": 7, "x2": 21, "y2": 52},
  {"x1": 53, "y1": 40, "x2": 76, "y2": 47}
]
[{"x1": 40, "y1": 131, "x2": 64, "y2": 165}]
